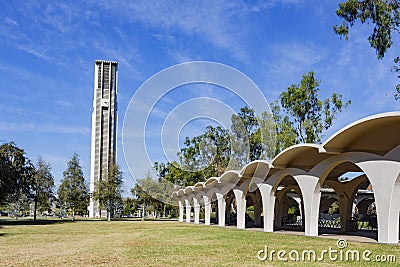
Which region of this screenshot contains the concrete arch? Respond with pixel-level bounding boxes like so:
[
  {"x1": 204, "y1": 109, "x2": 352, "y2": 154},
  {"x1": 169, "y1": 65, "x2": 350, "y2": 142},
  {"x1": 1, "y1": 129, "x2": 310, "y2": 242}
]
[
  {"x1": 309, "y1": 151, "x2": 377, "y2": 182},
  {"x1": 183, "y1": 187, "x2": 193, "y2": 223},
  {"x1": 322, "y1": 175, "x2": 369, "y2": 232},
  {"x1": 202, "y1": 172, "x2": 240, "y2": 227},
  {"x1": 264, "y1": 167, "x2": 320, "y2": 236},
  {"x1": 247, "y1": 188, "x2": 263, "y2": 227},
  {"x1": 319, "y1": 196, "x2": 338, "y2": 214},
  {"x1": 274, "y1": 183, "x2": 304, "y2": 229},
  {"x1": 192, "y1": 182, "x2": 206, "y2": 224},
  {"x1": 228, "y1": 163, "x2": 269, "y2": 230},
  {"x1": 309, "y1": 150, "x2": 400, "y2": 243},
  {"x1": 354, "y1": 198, "x2": 375, "y2": 218},
  {"x1": 279, "y1": 194, "x2": 303, "y2": 228},
  {"x1": 266, "y1": 168, "x2": 308, "y2": 190}
]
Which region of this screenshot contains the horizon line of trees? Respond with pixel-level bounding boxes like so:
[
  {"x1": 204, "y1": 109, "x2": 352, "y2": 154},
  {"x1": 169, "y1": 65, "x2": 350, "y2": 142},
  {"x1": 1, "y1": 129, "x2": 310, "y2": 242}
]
[
  {"x1": 0, "y1": 144, "x2": 126, "y2": 221},
  {"x1": 0, "y1": 145, "x2": 91, "y2": 220}
]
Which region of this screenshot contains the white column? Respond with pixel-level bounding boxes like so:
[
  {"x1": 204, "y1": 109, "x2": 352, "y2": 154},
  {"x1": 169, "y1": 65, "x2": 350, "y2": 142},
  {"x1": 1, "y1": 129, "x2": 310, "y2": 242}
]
[
  {"x1": 295, "y1": 175, "x2": 321, "y2": 237},
  {"x1": 358, "y1": 161, "x2": 400, "y2": 244},
  {"x1": 185, "y1": 199, "x2": 191, "y2": 223},
  {"x1": 193, "y1": 197, "x2": 200, "y2": 224},
  {"x1": 233, "y1": 189, "x2": 247, "y2": 229},
  {"x1": 258, "y1": 183, "x2": 274, "y2": 232},
  {"x1": 216, "y1": 192, "x2": 226, "y2": 227},
  {"x1": 203, "y1": 195, "x2": 211, "y2": 226},
  {"x1": 178, "y1": 199, "x2": 184, "y2": 222}
]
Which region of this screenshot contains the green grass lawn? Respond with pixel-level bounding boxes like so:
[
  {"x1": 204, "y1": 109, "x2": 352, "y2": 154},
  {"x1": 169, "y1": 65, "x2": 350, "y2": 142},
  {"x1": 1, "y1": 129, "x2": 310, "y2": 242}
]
[{"x1": 0, "y1": 218, "x2": 399, "y2": 266}]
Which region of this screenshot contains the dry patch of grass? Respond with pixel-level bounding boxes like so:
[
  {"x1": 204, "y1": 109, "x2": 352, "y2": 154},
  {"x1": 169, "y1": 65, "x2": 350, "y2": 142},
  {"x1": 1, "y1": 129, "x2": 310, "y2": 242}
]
[{"x1": 0, "y1": 219, "x2": 399, "y2": 266}]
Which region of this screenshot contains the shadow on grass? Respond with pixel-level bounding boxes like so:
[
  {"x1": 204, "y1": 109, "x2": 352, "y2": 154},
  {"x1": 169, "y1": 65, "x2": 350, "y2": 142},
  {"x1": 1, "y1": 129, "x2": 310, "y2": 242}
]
[
  {"x1": 0, "y1": 218, "x2": 99, "y2": 226},
  {"x1": 0, "y1": 223, "x2": 6, "y2": 236},
  {"x1": 0, "y1": 217, "x2": 179, "y2": 226},
  {"x1": 111, "y1": 217, "x2": 177, "y2": 222}
]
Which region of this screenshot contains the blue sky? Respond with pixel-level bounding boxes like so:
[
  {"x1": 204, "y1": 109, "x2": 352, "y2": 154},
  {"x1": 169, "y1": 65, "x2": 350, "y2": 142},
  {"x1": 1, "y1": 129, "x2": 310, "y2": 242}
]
[{"x1": 1, "y1": 0, "x2": 399, "y2": 193}]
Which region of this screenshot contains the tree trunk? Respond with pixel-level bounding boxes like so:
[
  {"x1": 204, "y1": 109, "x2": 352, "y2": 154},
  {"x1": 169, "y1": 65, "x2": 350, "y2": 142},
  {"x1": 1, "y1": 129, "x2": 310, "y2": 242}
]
[
  {"x1": 108, "y1": 210, "x2": 111, "y2": 221},
  {"x1": 72, "y1": 206, "x2": 75, "y2": 222},
  {"x1": 33, "y1": 196, "x2": 37, "y2": 222}
]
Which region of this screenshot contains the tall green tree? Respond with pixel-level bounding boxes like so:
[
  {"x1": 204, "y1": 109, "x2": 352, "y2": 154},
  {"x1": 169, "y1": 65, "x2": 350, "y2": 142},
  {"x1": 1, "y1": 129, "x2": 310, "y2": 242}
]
[
  {"x1": 131, "y1": 171, "x2": 175, "y2": 218},
  {"x1": 334, "y1": 0, "x2": 400, "y2": 99},
  {"x1": 58, "y1": 153, "x2": 89, "y2": 221},
  {"x1": 270, "y1": 104, "x2": 297, "y2": 155},
  {"x1": 230, "y1": 106, "x2": 277, "y2": 165},
  {"x1": 93, "y1": 162, "x2": 123, "y2": 221},
  {"x1": 258, "y1": 111, "x2": 279, "y2": 160},
  {"x1": 231, "y1": 107, "x2": 254, "y2": 167},
  {"x1": 0, "y1": 141, "x2": 33, "y2": 205},
  {"x1": 131, "y1": 173, "x2": 158, "y2": 217},
  {"x1": 272, "y1": 71, "x2": 351, "y2": 153},
  {"x1": 123, "y1": 197, "x2": 137, "y2": 216},
  {"x1": 155, "y1": 125, "x2": 232, "y2": 188},
  {"x1": 31, "y1": 157, "x2": 54, "y2": 221},
  {"x1": 179, "y1": 125, "x2": 231, "y2": 177}
]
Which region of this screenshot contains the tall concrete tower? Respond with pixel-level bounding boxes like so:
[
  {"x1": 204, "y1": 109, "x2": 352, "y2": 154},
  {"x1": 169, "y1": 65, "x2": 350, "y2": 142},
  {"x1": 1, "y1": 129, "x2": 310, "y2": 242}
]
[{"x1": 89, "y1": 60, "x2": 118, "y2": 218}]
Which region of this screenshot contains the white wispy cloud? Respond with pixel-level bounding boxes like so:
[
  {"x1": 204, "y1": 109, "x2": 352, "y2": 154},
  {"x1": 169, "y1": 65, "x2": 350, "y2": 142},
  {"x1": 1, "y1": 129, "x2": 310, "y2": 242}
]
[
  {"x1": 92, "y1": 0, "x2": 258, "y2": 63},
  {"x1": 278, "y1": 41, "x2": 327, "y2": 66},
  {"x1": 4, "y1": 17, "x2": 19, "y2": 26},
  {"x1": 0, "y1": 1, "x2": 143, "y2": 80},
  {"x1": 0, "y1": 121, "x2": 90, "y2": 135},
  {"x1": 55, "y1": 100, "x2": 75, "y2": 108},
  {"x1": 262, "y1": 40, "x2": 328, "y2": 93}
]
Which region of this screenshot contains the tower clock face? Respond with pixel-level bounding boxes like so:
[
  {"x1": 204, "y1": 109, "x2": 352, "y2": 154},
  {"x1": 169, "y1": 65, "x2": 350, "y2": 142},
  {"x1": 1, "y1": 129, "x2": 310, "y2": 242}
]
[{"x1": 101, "y1": 99, "x2": 109, "y2": 107}]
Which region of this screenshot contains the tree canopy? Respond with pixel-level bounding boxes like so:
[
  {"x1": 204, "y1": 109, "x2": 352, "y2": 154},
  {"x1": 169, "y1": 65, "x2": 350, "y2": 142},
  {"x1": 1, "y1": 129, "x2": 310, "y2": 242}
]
[
  {"x1": 334, "y1": 0, "x2": 400, "y2": 99},
  {"x1": 0, "y1": 141, "x2": 55, "y2": 219},
  {"x1": 31, "y1": 157, "x2": 54, "y2": 221},
  {"x1": 0, "y1": 142, "x2": 33, "y2": 205},
  {"x1": 58, "y1": 153, "x2": 89, "y2": 220},
  {"x1": 271, "y1": 71, "x2": 351, "y2": 152},
  {"x1": 93, "y1": 162, "x2": 123, "y2": 221}
]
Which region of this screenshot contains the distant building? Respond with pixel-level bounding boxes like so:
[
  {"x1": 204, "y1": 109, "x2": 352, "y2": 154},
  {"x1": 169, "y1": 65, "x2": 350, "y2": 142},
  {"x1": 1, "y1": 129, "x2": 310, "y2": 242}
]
[{"x1": 88, "y1": 60, "x2": 118, "y2": 218}]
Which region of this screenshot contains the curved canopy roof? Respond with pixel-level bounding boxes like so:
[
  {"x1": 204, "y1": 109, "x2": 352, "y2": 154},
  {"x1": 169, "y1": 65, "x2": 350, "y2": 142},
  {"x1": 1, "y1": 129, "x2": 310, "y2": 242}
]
[
  {"x1": 184, "y1": 186, "x2": 193, "y2": 195},
  {"x1": 177, "y1": 189, "x2": 185, "y2": 197},
  {"x1": 219, "y1": 170, "x2": 240, "y2": 184},
  {"x1": 240, "y1": 160, "x2": 271, "y2": 178},
  {"x1": 204, "y1": 177, "x2": 219, "y2": 188},
  {"x1": 193, "y1": 182, "x2": 204, "y2": 191},
  {"x1": 321, "y1": 111, "x2": 400, "y2": 156},
  {"x1": 271, "y1": 144, "x2": 331, "y2": 172}
]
